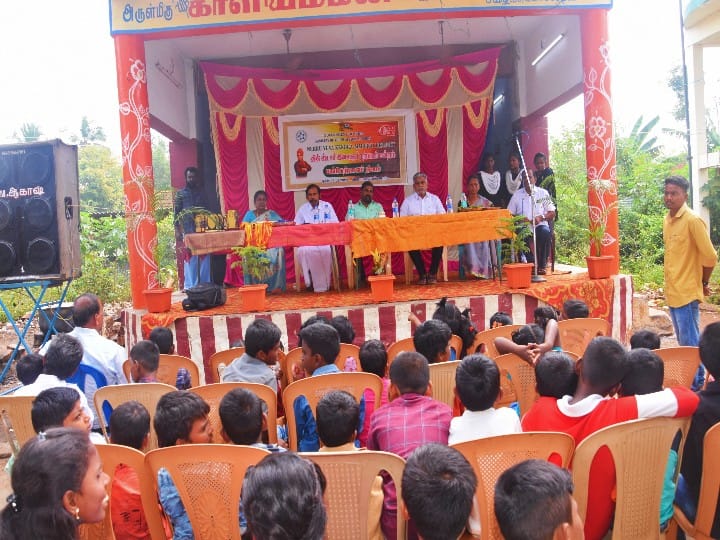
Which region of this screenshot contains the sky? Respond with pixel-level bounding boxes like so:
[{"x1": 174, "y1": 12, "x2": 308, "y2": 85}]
[{"x1": 0, "y1": 0, "x2": 717, "y2": 156}]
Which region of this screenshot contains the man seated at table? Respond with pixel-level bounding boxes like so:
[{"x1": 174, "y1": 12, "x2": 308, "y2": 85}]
[
  {"x1": 350, "y1": 180, "x2": 386, "y2": 285},
  {"x1": 507, "y1": 170, "x2": 555, "y2": 275},
  {"x1": 294, "y1": 183, "x2": 339, "y2": 292},
  {"x1": 400, "y1": 172, "x2": 445, "y2": 285}
]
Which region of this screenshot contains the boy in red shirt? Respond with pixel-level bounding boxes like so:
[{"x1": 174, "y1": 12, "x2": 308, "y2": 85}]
[{"x1": 522, "y1": 337, "x2": 699, "y2": 540}]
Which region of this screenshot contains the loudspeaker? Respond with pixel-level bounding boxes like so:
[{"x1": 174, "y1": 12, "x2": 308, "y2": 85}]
[{"x1": 0, "y1": 139, "x2": 81, "y2": 283}]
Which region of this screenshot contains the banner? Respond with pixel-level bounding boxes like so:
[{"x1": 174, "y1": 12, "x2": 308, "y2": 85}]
[
  {"x1": 279, "y1": 111, "x2": 417, "y2": 191},
  {"x1": 110, "y1": 0, "x2": 612, "y2": 34}
]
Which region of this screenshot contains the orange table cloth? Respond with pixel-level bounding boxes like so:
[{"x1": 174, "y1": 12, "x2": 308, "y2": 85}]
[{"x1": 184, "y1": 230, "x2": 245, "y2": 256}]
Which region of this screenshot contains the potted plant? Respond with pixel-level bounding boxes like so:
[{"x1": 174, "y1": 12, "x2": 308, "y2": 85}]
[
  {"x1": 585, "y1": 202, "x2": 617, "y2": 279},
  {"x1": 232, "y1": 245, "x2": 272, "y2": 311},
  {"x1": 367, "y1": 249, "x2": 395, "y2": 302},
  {"x1": 497, "y1": 214, "x2": 534, "y2": 288}
]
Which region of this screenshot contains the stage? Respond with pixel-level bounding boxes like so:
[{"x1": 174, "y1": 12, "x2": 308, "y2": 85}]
[{"x1": 123, "y1": 267, "x2": 633, "y2": 385}]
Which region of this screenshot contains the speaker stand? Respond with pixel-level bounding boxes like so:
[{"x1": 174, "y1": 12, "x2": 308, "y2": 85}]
[{"x1": 0, "y1": 279, "x2": 73, "y2": 385}]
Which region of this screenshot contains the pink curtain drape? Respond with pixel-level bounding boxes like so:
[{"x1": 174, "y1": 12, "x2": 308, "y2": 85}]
[{"x1": 462, "y1": 100, "x2": 492, "y2": 184}]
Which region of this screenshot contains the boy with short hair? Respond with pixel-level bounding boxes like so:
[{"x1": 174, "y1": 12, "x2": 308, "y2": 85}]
[
  {"x1": 402, "y1": 444, "x2": 477, "y2": 540},
  {"x1": 149, "y1": 326, "x2": 175, "y2": 354},
  {"x1": 562, "y1": 299, "x2": 589, "y2": 319},
  {"x1": 629, "y1": 329, "x2": 661, "y2": 351},
  {"x1": 358, "y1": 339, "x2": 391, "y2": 448},
  {"x1": 218, "y1": 388, "x2": 284, "y2": 452},
  {"x1": 676, "y1": 322, "x2": 720, "y2": 538},
  {"x1": 535, "y1": 351, "x2": 578, "y2": 399},
  {"x1": 494, "y1": 459, "x2": 584, "y2": 540},
  {"x1": 154, "y1": 391, "x2": 213, "y2": 538},
  {"x1": 109, "y1": 401, "x2": 154, "y2": 540},
  {"x1": 16, "y1": 352, "x2": 43, "y2": 386},
  {"x1": 31, "y1": 386, "x2": 91, "y2": 434},
  {"x1": 522, "y1": 337, "x2": 699, "y2": 539},
  {"x1": 413, "y1": 319, "x2": 452, "y2": 364},
  {"x1": 221, "y1": 319, "x2": 282, "y2": 392},
  {"x1": 368, "y1": 351, "x2": 453, "y2": 539},
  {"x1": 449, "y1": 354, "x2": 520, "y2": 445},
  {"x1": 128, "y1": 340, "x2": 160, "y2": 383}
]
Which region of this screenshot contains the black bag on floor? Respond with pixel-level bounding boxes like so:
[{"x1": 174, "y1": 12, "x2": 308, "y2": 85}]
[{"x1": 182, "y1": 283, "x2": 226, "y2": 312}]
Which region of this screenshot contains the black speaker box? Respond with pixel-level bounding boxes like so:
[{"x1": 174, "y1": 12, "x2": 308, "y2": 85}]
[{"x1": 0, "y1": 139, "x2": 81, "y2": 283}]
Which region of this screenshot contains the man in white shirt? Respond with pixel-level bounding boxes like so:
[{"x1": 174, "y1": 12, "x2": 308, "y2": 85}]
[
  {"x1": 400, "y1": 172, "x2": 445, "y2": 284},
  {"x1": 294, "y1": 184, "x2": 339, "y2": 292},
  {"x1": 507, "y1": 170, "x2": 556, "y2": 275}
]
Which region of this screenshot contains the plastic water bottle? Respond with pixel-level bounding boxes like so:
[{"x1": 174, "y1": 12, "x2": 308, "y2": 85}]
[
  {"x1": 323, "y1": 204, "x2": 330, "y2": 222},
  {"x1": 392, "y1": 198, "x2": 399, "y2": 217},
  {"x1": 446, "y1": 194, "x2": 453, "y2": 213},
  {"x1": 313, "y1": 206, "x2": 319, "y2": 223},
  {"x1": 347, "y1": 200, "x2": 355, "y2": 221},
  {"x1": 460, "y1": 193, "x2": 468, "y2": 209}
]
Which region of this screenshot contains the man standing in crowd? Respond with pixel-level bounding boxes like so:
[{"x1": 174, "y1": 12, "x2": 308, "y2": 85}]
[
  {"x1": 295, "y1": 184, "x2": 339, "y2": 292},
  {"x1": 175, "y1": 166, "x2": 211, "y2": 291}
]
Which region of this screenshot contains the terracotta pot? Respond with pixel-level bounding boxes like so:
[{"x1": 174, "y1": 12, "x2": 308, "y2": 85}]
[
  {"x1": 503, "y1": 263, "x2": 534, "y2": 289},
  {"x1": 586, "y1": 255, "x2": 615, "y2": 279},
  {"x1": 367, "y1": 274, "x2": 396, "y2": 302},
  {"x1": 239, "y1": 284, "x2": 268, "y2": 312},
  {"x1": 143, "y1": 288, "x2": 173, "y2": 313}
]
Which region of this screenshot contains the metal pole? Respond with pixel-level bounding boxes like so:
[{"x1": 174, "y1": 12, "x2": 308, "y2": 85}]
[{"x1": 678, "y1": 0, "x2": 694, "y2": 204}]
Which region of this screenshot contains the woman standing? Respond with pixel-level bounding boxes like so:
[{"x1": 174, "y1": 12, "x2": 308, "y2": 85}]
[
  {"x1": 460, "y1": 174, "x2": 494, "y2": 279},
  {"x1": 478, "y1": 153, "x2": 508, "y2": 208},
  {"x1": 241, "y1": 190, "x2": 286, "y2": 292},
  {"x1": 505, "y1": 152, "x2": 523, "y2": 199}
]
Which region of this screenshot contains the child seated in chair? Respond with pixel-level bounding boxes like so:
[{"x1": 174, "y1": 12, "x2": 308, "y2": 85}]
[
  {"x1": 221, "y1": 319, "x2": 282, "y2": 392},
  {"x1": 402, "y1": 444, "x2": 477, "y2": 540},
  {"x1": 357, "y1": 340, "x2": 390, "y2": 448},
  {"x1": 562, "y1": 298, "x2": 589, "y2": 319},
  {"x1": 128, "y1": 340, "x2": 161, "y2": 383},
  {"x1": 16, "y1": 352, "x2": 43, "y2": 386},
  {"x1": 494, "y1": 323, "x2": 545, "y2": 364},
  {"x1": 489, "y1": 311, "x2": 513, "y2": 328},
  {"x1": 367, "y1": 351, "x2": 452, "y2": 539},
  {"x1": 535, "y1": 351, "x2": 578, "y2": 400},
  {"x1": 109, "y1": 401, "x2": 159, "y2": 540},
  {"x1": 521, "y1": 337, "x2": 699, "y2": 539},
  {"x1": 494, "y1": 459, "x2": 584, "y2": 540},
  {"x1": 31, "y1": 386, "x2": 92, "y2": 435},
  {"x1": 449, "y1": 354, "x2": 520, "y2": 445},
  {"x1": 154, "y1": 391, "x2": 213, "y2": 539},
  {"x1": 629, "y1": 329, "x2": 661, "y2": 350},
  {"x1": 316, "y1": 391, "x2": 383, "y2": 540},
  {"x1": 218, "y1": 388, "x2": 285, "y2": 452},
  {"x1": 413, "y1": 320, "x2": 452, "y2": 364},
  {"x1": 149, "y1": 326, "x2": 175, "y2": 355}
]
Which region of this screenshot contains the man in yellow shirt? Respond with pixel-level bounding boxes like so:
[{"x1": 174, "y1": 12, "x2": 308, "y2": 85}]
[{"x1": 663, "y1": 175, "x2": 717, "y2": 387}]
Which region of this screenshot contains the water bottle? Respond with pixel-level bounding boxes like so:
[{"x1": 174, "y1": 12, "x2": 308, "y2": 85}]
[
  {"x1": 347, "y1": 200, "x2": 355, "y2": 221},
  {"x1": 313, "y1": 206, "x2": 319, "y2": 223},
  {"x1": 323, "y1": 204, "x2": 330, "y2": 222},
  {"x1": 446, "y1": 194, "x2": 453, "y2": 213},
  {"x1": 392, "y1": 197, "x2": 399, "y2": 217},
  {"x1": 460, "y1": 193, "x2": 468, "y2": 209}
]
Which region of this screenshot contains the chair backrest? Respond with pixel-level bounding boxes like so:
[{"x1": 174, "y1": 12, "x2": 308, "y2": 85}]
[
  {"x1": 450, "y1": 334, "x2": 464, "y2": 358},
  {"x1": 282, "y1": 372, "x2": 383, "y2": 451},
  {"x1": 301, "y1": 450, "x2": 406, "y2": 539},
  {"x1": 144, "y1": 444, "x2": 270, "y2": 540},
  {"x1": 78, "y1": 444, "x2": 168, "y2": 540},
  {"x1": 386, "y1": 337, "x2": 415, "y2": 366},
  {"x1": 572, "y1": 417, "x2": 690, "y2": 540},
  {"x1": 0, "y1": 395, "x2": 37, "y2": 455},
  {"x1": 94, "y1": 383, "x2": 175, "y2": 449},
  {"x1": 335, "y1": 343, "x2": 361, "y2": 371},
  {"x1": 282, "y1": 347, "x2": 303, "y2": 386},
  {"x1": 653, "y1": 346, "x2": 702, "y2": 389},
  {"x1": 557, "y1": 318, "x2": 611, "y2": 358},
  {"x1": 674, "y1": 422, "x2": 720, "y2": 540},
  {"x1": 428, "y1": 360, "x2": 460, "y2": 409},
  {"x1": 493, "y1": 353, "x2": 539, "y2": 417},
  {"x1": 209, "y1": 347, "x2": 246, "y2": 384},
  {"x1": 190, "y1": 382, "x2": 278, "y2": 444},
  {"x1": 158, "y1": 354, "x2": 201, "y2": 387},
  {"x1": 452, "y1": 432, "x2": 575, "y2": 540},
  {"x1": 470, "y1": 325, "x2": 524, "y2": 358}
]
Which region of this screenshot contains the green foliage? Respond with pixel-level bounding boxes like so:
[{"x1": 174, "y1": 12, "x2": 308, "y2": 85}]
[
  {"x1": 152, "y1": 134, "x2": 171, "y2": 191},
  {"x1": 71, "y1": 117, "x2": 106, "y2": 146},
  {"x1": 232, "y1": 246, "x2": 272, "y2": 281},
  {"x1": 14, "y1": 122, "x2": 42, "y2": 142},
  {"x1": 497, "y1": 214, "x2": 532, "y2": 264},
  {"x1": 701, "y1": 168, "x2": 720, "y2": 245},
  {"x1": 78, "y1": 144, "x2": 124, "y2": 213}
]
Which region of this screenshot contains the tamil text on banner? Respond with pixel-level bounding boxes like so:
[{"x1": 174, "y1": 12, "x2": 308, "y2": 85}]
[{"x1": 279, "y1": 111, "x2": 418, "y2": 191}]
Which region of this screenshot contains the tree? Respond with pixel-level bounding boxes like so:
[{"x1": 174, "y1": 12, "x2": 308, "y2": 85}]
[
  {"x1": 72, "y1": 116, "x2": 106, "y2": 146},
  {"x1": 152, "y1": 133, "x2": 171, "y2": 190},
  {"x1": 14, "y1": 122, "x2": 42, "y2": 142},
  {"x1": 78, "y1": 145, "x2": 124, "y2": 213}
]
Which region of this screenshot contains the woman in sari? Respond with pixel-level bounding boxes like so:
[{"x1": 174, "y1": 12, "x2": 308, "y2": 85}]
[
  {"x1": 460, "y1": 174, "x2": 494, "y2": 279},
  {"x1": 242, "y1": 190, "x2": 286, "y2": 292}
]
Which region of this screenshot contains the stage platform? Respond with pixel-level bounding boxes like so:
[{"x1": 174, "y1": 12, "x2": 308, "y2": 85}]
[{"x1": 124, "y1": 267, "x2": 633, "y2": 385}]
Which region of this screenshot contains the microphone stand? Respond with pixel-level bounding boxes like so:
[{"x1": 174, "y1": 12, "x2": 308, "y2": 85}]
[{"x1": 513, "y1": 133, "x2": 546, "y2": 283}]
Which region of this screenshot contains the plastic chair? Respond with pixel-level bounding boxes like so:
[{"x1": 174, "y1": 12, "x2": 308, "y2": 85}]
[
  {"x1": 449, "y1": 334, "x2": 464, "y2": 359},
  {"x1": 158, "y1": 354, "x2": 201, "y2": 387},
  {"x1": 144, "y1": 444, "x2": 270, "y2": 540},
  {"x1": 208, "y1": 347, "x2": 245, "y2": 383},
  {"x1": 0, "y1": 395, "x2": 36, "y2": 455},
  {"x1": 428, "y1": 360, "x2": 460, "y2": 409},
  {"x1": 301, "y1": 450, "x2": 406, "y2": 539},
  {"x1": 557, "y1": 318, "x2": 611, "y2": 358},
  {"x1": 493, "y1": 353, "x2": 538, "y2": 417},
  {"x1": 671, "y1": 422, "x2": 720, "y2": 540},
  {"x1": 77, "y1": 444, "x2": 168, "y2": 540},
  {"x1": 282, "y1": 347, "x2": 303, "y2": 386},
  {"x1": 282, "y1": 372, "x2": 383, "y2": 451},
  {"x1": 653, "y1": 346, "x2": 701, "y2": 389},
  {"x1": 451, "y1": 432, "x2": 575, "y2": 540},
  {"x1": 190, "y1": 382, "x2": 278, "y2": 444},
  {"x1": 469, "y1": 325, "x2": 524, "y2": 358},
  {"x1": 572, "y1": 417, "x2": 690, "y2": 540},
  {"x1": 386, "y1": 337, "x2": 415, "y2": 365},
  {"x1": 94, "y1": 383, "x2": 175, "y2": 449},
  {"x1": 336, "y1": 343, "x2": 361, "y2": 371}
]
